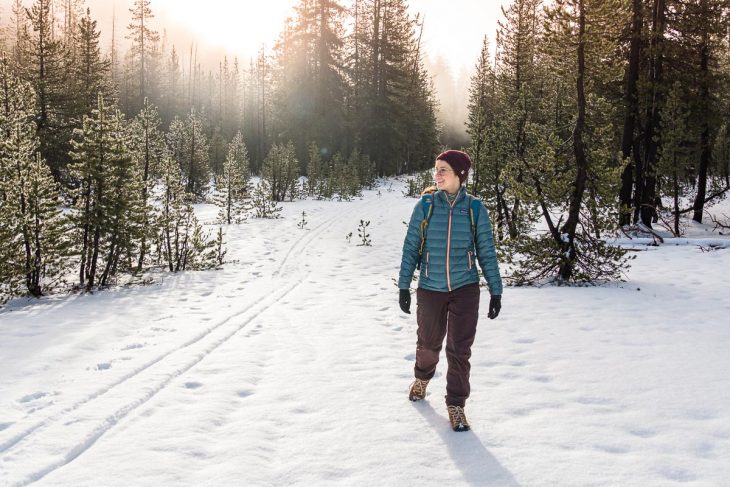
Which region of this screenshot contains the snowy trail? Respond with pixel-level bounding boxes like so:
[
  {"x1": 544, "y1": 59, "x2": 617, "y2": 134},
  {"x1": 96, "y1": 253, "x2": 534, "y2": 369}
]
[
  {"x1": 2, "y1": 180, "x2": 730, "y2": 486},
  {"x1": 1, "y1": 197, "x2": 360, "y2": 486}
]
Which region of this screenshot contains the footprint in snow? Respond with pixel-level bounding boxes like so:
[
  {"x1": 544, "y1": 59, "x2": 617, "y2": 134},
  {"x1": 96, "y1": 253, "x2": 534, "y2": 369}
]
[
  {"x1": 19, "y1": 391, "x2": 47, "y2": 403},
  {"x1": 151, "y1": 327, "x2": 176, "y2": 332},
  {"x1": 628, "y1": 428, "x2": 657, "y2": 438},
  {"x1": 236, "y1": 390, "x2": 253, "y2": 398},
  {"x1": 514, "y1": 338, "x2": 536, "y2": 344},
  {"x1": 96, "y1": 363, "x2": 111, "y2": 370},
  {"x1": 404, "y1": 353, "x2": 416, "y2": 361},
  {"x1": 184, "y1": 382, "x2": 203, "y2": 389},
  {"x1": 0, "y1": 422, "x2": 13, "y2": 431},
  {"x1": 121, "y1": 343, "x2": 144, "y2": 351}
]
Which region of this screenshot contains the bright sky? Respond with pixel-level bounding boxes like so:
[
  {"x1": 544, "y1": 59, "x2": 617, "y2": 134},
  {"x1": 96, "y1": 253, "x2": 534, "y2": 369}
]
[{"x1": 1, "y1": 0, "x2": 509, "y2": 74}]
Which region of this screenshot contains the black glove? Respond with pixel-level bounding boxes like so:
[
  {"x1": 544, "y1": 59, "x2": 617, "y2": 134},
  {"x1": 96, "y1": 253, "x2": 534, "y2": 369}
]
[
  {"x1": 488, "y1": 295, "x2": 501, "y2": 319},
  {"x1": 399, "y1": 289, "x2": 411, "y2": 314}
]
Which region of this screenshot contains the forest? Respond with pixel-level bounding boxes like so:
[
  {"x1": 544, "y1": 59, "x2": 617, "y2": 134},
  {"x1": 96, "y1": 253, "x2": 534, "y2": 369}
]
[{"x1": 0, "y1": 0, "x2": 729, "y2": 302}]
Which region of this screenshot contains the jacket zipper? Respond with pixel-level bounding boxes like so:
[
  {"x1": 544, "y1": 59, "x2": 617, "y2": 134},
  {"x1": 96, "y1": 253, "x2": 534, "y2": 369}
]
[
  {"x1": 467, "y1": 251, "x2": 473, "y2": 270},
  {"x1": 446, "y1": 197, "x2": 457, "y2": 292},
  {"x1": 425, "y1": 252, "x2": 429, "y2": 277}
]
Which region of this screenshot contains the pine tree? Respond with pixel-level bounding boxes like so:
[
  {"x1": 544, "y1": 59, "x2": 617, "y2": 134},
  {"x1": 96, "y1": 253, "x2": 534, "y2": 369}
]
[
  {"x1": 271, "y1": 0, "x2": 348, "y2": 166},
  {"x1": 214, "y1": 131, "x2": 251, "y2": 224},
  {"x1": 70, "y1": 8, "x2": 112, "y2": 115},
  {"x1": 159, "y1": 44, "x2": 182, "y2": 126},
  {"x1": 0, "y1": 56, "x2": 68, "y2": 299},
  {"x1": 348, "y1": 0, "x2": 438, "y2": 175},
  {"x1": 22, "y1": 0, "x2": 71, "y2": 183},
  {"x1": 261, "y1": 141, "x2": 299, "y2": 202},
  {"x1": 250, "y1": 179, "x2": 283, "y2": 219},
  {"x1": 125, "y1": 0, "x2": 160, "y2": 114},
  {"x1": 167, "y1": 108, "x2": 210, "y2": 200},
  {"x1": 306, "y1": 142, "x2": 323, "y2": 196},
  {"x1": 657, "y1": 81, "x2": 693, "y2": 235},
  {"x1": 128, "y1": 98, "x2": 165, "y2": 271},
  {"x1": 467, "y1": 36, "x2": 497, "y2": 202},
  {"x1": 153, "y1": 154, "x2": 222, "y2": 271},
  {"x1": 69, "y1": 95, "x2": 136, "y2": 290}
]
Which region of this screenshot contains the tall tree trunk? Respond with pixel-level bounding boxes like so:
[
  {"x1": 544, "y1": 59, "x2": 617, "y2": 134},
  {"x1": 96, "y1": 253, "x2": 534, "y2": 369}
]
[
  {"x1": 87, "y1": 179, "x2": 103, "y2": 291},
  {"x1": 137, "y1": 122, "x2": 151, "y2": 271},
  {"x1": 559, "y1": 0, "x2": 589, "y2": 281},
  {"x1": 693, "y1": 12, "x2": 711, "y2": 223},
  {"x1": 619, "y1": 0, "x2": 642, "y2": 226},
  {"x1": 637, "y1": 0, "x2": 666, "y2": 227}
]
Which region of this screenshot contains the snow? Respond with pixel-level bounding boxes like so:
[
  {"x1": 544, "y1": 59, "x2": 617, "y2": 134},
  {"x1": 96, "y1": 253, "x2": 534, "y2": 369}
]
[{"x1": 1, "y1": 179, "x2": 730, "y2": 487}]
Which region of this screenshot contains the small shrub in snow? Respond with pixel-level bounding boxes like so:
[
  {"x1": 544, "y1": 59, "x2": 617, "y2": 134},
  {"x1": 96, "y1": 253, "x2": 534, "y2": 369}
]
[
  {"x1": 251, "y1": 180, "x2": 282, "y2": 219},
  {"x1": 357, "y1": 220, "x2": 372, "y2": 246},
  {"x1": 298, "y1": 211, "x2": 308, "y2": 229}
]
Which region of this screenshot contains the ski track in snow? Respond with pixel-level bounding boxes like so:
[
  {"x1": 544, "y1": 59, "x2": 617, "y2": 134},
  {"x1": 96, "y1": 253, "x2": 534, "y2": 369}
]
[
  {"x1": 0, "y1": 200, "x2": 358, "y2": 486},
  {"x1": 1, "y1": 180, "x2": 730, "y2": 486}
]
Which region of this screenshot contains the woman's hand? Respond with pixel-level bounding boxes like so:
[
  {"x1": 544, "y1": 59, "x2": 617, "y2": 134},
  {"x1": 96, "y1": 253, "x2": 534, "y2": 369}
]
[
  {"x1": 488, "y1": 295, "x2": 501, "y2": 319},
  {"x1": 399, "y1": 289, "x2": 411, "y2": 314}
]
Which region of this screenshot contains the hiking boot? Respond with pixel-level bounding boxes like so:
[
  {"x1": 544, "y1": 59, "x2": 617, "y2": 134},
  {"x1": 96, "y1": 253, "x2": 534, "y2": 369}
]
[
  {"x1": 447, "y1": 405, "x2": 470, "y2": 432},
  {"x1": 408, "y1": 378, "x2": 429, "y2": 401}
]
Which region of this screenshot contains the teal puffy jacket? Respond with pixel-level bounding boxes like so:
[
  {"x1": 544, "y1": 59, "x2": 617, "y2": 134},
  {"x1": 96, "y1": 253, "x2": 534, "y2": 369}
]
[{"x1": 399, "y1": 187, "x2": 503, "y2": 296}]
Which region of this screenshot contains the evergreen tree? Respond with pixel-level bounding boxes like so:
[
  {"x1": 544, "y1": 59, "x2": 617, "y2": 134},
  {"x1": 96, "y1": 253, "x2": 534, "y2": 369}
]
[
  {"x1": 159, "y1": 44, "x2": 182, "y2": 126},
  {"x1": 0, "y1": 56, "x2": 67, "y2": 300},
  {"x1": 657, "y1": 81, "x2": 693, "y2": 235},
  {"x1": 154, "y1": 154, "x2": 221, "y2": 271},
  {"x1": 487, "y1": 0, "x2": 631, "y2": 284},
  {"x1": 467, "y1": 36, "x2": 496, "y2": 201},
  {"x1": 306, "y1": 142, "x2": 323, "y2": 196},
  {"x1": 125, "y1": 0, "x2": 160, "y2": 114},
  {"x1": 167, "y1": 108, "x2": 210, "y2": 200},
  {"x1": 128, "y1": 98, "x2": 165, "y2": 271},
  {"x1": 261, "y1": 141, "x2": 299, "y2": 202},
  {"x1": 22, "y1": 0, "x2": 71, "y2": 183},
  {"x1": 69, "y1": 95, "x2": 136, "y2": 290},
  {"x1": 348, "y1": 0, "x2": 438, "y2": 175},
  {"x1": 271, "y1": 0, "x2": 348, "y2": 166},
  {"x1": 214, "y1": 131, "x2": 251, "y2": 224},
  {"x1": 71, "y1": 8, "x2": 112, "y2": 115},
  {"x1": 250, "y1": 178, "x2": 283, "y2": 218}
]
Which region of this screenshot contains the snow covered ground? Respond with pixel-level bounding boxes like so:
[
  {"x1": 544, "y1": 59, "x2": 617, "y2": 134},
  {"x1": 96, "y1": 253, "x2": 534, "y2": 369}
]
[{"x1": 1, "y1": 179, "x2": 729, "y2": 487}]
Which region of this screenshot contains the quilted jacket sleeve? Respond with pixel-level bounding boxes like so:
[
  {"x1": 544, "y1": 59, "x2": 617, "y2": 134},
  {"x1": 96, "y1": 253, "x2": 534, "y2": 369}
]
[
  {"x1": 474, "y1": 200, "x2": 503, "y2": 296},
  {"x1": 399, "y1": 201, "x2": 423, "y2": 289}
]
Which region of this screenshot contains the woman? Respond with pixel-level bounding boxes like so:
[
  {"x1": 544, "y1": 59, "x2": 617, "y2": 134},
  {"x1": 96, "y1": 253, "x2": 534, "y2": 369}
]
[{"x1": 398, "y1": 150, "x2": 502, "y2": 432}]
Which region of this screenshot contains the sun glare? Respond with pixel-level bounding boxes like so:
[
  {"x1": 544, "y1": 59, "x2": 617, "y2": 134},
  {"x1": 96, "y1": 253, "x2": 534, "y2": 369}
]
[{"x1": 155, "y1": 0, "x2": 297, "y2": 55}]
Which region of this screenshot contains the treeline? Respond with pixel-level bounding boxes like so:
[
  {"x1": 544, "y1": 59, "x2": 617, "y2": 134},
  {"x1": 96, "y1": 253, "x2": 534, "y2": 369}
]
[
  {"x1": 0, "y1": 0, "x2": 438, "y2": 185},
  {"x1": 466, "y1": 0, "x2": 729, "y2": 284},
  {"x1": 0, "y1": 0, "x2": 436, "y2": 302}
]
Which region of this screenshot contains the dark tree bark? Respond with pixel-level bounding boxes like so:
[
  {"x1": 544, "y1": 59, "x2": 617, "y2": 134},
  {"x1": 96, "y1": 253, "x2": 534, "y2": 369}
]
[
  {"x1": 637, "y1": 0, "x2": 666, "y2": 227},
  {"x1": 692, "y1": 5, "x2": 711, "y2": 223},
  {"x1": 559, "y1": 0, "x2": 589, "y2": 281},
  {"x1": 619, "y1": 0, "x2": 642, "y2": 226}
]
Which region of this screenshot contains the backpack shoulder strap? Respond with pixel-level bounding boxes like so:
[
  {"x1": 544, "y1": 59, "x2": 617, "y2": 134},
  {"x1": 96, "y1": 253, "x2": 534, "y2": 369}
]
[
  {"x1": 469, "y1": 195, "x2": 481, "y2": 253},
  {"x1": 417, "y1": 194, "x2": 434, "y2": 263},
  {"x1": 422, "y1": 193, "x2": 434, "y2": 222}
]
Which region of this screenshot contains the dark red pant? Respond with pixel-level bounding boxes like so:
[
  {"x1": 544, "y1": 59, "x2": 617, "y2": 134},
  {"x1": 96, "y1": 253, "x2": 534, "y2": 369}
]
[{"x1": 415, "y1": 283, "x2": 481, "y2": 407}]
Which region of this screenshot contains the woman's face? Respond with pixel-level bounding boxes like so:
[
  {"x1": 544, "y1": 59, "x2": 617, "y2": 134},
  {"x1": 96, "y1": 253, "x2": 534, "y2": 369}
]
[{"x1": 434, "y1": 160, "x2": 461, "y2": 193}]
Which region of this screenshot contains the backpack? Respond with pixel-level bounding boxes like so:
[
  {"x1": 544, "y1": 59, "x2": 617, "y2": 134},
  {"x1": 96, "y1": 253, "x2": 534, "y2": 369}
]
[{"x1": 416, "y1": 192, "x2": 481, "y2": 270}]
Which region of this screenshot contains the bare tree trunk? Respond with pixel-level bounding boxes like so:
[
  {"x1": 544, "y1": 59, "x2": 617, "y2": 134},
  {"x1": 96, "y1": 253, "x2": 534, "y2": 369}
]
[
  {"x1": 693, "y1": 10, "x2": 711, "y2": 223},
  {"x1": 559, "y1": 0, "x2": 589, "y2": 281},
  {"x1": 619, "y1": 0, "x2": 642, "y2": 226},
  {"x1": 637, "y1": 0, "x2": 666, "y2": 227}
]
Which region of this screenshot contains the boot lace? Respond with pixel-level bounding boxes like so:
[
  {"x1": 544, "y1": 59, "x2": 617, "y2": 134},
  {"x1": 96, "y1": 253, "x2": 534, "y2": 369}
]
[
  {"x1": 448, "y1": 405, "x2": 469, "y2": 429},
  {"x1": 410, "y1": 379, "x2": 428, "y2": 399}
]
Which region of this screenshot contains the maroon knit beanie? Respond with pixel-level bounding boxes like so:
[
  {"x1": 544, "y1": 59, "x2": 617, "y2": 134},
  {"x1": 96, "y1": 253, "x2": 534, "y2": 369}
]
[{"x1": 436, "y1": 150, "x2": 472, "y2": 183}]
